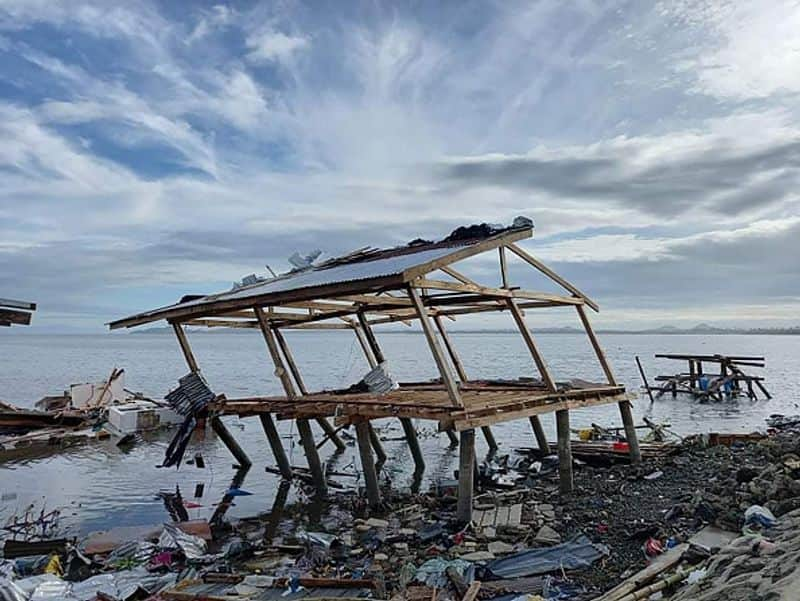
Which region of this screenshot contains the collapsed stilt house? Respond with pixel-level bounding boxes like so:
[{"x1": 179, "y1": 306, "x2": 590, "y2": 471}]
[
  {"x1": 109, "y1": 220, "x2": 639, "y2": 522},
  {"x1": 0, "y1": 298, "x2": 36, "y2": 328}
]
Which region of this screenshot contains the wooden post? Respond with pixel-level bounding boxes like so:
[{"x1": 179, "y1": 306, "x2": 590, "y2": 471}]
[
  {"x1": 355, "y1": 420, "x2": 381, "y2": 507},
  {"x1": 445, "y1": 429, "x2": 459, "y2": 445},
  {"x1": 400, "y1": 417, "x2": 425, "y2": 472},
  {"x1": 433, "y1": 314, "x2": 497, "y2": 450},
  {"x1": 529, "y1": 416, "x2": 550, "y2": 454},
  {"x1": 254, "y1": 306, "x2": 326, "y2": 496},
  {"x1": 457, "y1": 429, "x2": 476, "y2": 523},
  {"x1": 636, "y1": 356, "x2": 655, "y2": 404},
  {"x1": 172, "y1": 322, "x2": 199, "y2": 374},
  {"x1": 689, "y1": 360, "x2": 696, "y2": 391},
  {"x1": 211, "y1": 416, "x2": 252, "y2": 468},
  {"x1": 577, "y1": 305, "x2": 641, "y2": 464},
  {"x1": 273, "y1": 328, "x2": 346, "y2": 452},
  {"x1": 259, "y1": 414, "x2": 292, "y2": 479},
  {"x1": 368, "y1": 423, "x2": 388, "y2": 464},
  {"x1": 506, "y1": 298, "x2": 557, "y2": 391},
  {"x1": 407, "y1": 286, "x2": 463, "y2": 407},
  {"x1": 556, "y1": 409, "x2": 573, "y2": 494}
]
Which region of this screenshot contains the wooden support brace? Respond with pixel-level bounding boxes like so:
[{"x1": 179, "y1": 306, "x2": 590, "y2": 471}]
[
  {"x1": 556, "y1": 409, "x2": 573, "y2": 494},
  {"x1": 353, "y1": 325, "x2": 378, "y2": 368},
  {"x1": 506, "y1": 298, "x2": 557, "y2": 392},
  {"x1": 172, "y1": 322, "x2": 200, "y2": 374},
  {"x1": 408, "y1": 286, "x2": 463, "y2": 407},
  {"x1": 529, "y1": 416, "x2": 550, "y2": 454},
  {"x1": 400, "y1": 417, "x2": 425, "y2": 473},
  {"x1": 355, "y1": 420, "x2": 381, "y2": 507},
  {"x1": 356, "y1": 311, "x2": 386, "y2": 364},
  {"x1": 272, "y1": 328, "x2": 347, "y2": 452},
  {"x1": 211, "y1": 416, "x2": 252, "y2": 469},
  {"x1": 446, "y1": 429, "x2": 459, "y2": 445},
  {"x1": 576, "y1": 305, "x2": 617, "y2": 385},
  {"x1": 259, "y1": 414, "x2": 292, "y2": 479},
  {"x1": 457, "y1": 429, "x2": 476, "y2": 524}
]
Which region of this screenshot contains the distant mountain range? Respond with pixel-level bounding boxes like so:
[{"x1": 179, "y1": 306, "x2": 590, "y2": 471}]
[{"x1": 132, "y1": 323, "x2": 800, "y2": 335}]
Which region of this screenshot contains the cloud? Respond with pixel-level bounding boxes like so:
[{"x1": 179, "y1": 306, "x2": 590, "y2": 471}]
[
  {"x1": 246, "y1": 30, "x2": 309, "y2": 64},
  {"x1": 437, "y1": 112, "x2": 800, "y2": 219}
]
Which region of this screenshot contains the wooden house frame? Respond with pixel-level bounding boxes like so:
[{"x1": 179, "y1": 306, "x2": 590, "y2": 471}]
[{"x1": 109, "y1": 223, "x2": 639, "y2": 522}]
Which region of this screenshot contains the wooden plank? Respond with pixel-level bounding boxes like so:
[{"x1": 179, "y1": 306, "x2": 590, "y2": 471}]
[
  {"x1": 495, "y1": 505, "x2": 510, "y2": 526},
  {"x1": 506, "y1": 298, "x2": 557, "y2": 392},
  {"x1": 408, "y1": 286, "x2": 463, "y2": 408},
  {"x1": 506, "y1": 243, "x2": 599, "y2": 312},
  {"x1": 508, "y1": 503, "x2": 522, "y2": 526}
]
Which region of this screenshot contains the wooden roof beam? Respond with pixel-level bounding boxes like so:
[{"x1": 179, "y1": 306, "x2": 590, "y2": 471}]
[
  {"x1": 506, "y1": 243, "x2": 599, "y2": 312},
  {"x1": 411, "y1": 278, "x2": 584, "y2": 305}
]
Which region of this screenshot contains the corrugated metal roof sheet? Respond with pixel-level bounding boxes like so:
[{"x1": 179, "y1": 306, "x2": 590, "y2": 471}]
[{"x1": 109, "y1": 225, "x2": 532, "y2": 329}]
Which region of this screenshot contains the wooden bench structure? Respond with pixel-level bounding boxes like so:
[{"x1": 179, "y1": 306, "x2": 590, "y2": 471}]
[
  {"x1": 109, "y1": 221, "x2": 639, "y2": 522},
  {"x1": 0, "y1": 298, "x2": 36, "y2": 328}
]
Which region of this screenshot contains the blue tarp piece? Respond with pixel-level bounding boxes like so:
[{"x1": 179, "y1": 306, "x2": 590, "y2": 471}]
[{"x1": 487, "y1": 536, "x2": 608, "y2": 579}]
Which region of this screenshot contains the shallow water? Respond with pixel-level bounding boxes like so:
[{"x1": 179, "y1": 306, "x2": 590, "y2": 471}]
[{"x1": 0, "y1": 331, "x2": 798, "y2": 537}]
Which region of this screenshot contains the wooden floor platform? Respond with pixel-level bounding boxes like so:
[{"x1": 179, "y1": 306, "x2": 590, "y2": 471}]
[{"x1": 215, "y1": 379, "x2": 633, "y2": 432}]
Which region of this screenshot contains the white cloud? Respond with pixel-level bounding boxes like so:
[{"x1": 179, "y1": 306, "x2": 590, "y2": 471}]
[
  {"x1": 245, "y1": 30, "x2": 308, "y2": 64},
  {"x1": 661, "y1": 0, "x2": 800, "y2": 100}
]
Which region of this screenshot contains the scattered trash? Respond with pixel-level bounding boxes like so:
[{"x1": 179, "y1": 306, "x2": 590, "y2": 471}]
[{"x1": 487, "y1": 536, "x2": 609, "y2": 578}]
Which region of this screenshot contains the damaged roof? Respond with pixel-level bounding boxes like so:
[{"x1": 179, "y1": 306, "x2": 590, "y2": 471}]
[{"x1": 108, "y1": 222, "x2": 534, "y2": 329}]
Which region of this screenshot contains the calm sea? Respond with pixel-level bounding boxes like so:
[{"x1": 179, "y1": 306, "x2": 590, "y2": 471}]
[{"x1": 1, "y1": 332, "x2": 798, "y2": 537}]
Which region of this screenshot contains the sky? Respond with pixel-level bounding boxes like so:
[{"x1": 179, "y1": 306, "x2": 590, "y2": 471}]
[{"x1": 1, "y1": 0, "x2": 799, "y2": 332}]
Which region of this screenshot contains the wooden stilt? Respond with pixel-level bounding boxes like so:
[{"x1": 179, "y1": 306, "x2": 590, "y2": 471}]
[
  {"x1": 259, "y1": 413, "x2": 292, "y2": 479},
  {"x1": 636, "y1": 355, "x2": 655, "y2": 404},
  {"x1": 368, "y1": 423, "x2": 387, "y2": 464},
  {"x1": 556, "y1": 409, "x2": 573, "y2": 494},
  {"x1": 211, "y1": 416, "x2": 252, "y2": 468},
  {"x1": 400, "y1": 417, "x2": 425, "y2": 472},
  {"x1": 618, "y1": 400, "x2": 642, "y2": 464},
  {"x1": 272, "y1": 328, "x2": 346, "y2": 452},
  {"x1": 296, "y1": 417, "x2": 327, "y2": 496},
  {"x1": 446, "y1": 429, "x2": 459, "y2": 445},
  {"x1": 254, "y1": 306, "x2": 326, "y2": 496},
  {"x1": 529, "y1": 416, "x2": 550, "y2": 454},
  {"x1": 433, "y1": 314, "x2": 498, "y2": 450},
  {"x1": 457, "y1": 429, "x2": 476, "y2": 524},
  {"x1": 355, "y1": 420, "x2": 381, "y2": 507}
]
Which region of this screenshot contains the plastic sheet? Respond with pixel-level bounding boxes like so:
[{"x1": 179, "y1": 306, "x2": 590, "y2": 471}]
[{"x1": 487, "y1": 536, "x2": 608, "y2": 579}]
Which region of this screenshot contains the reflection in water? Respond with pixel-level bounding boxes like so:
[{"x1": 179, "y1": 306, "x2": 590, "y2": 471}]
[{"x1": 0, "y1": 332, "x2": 798, "y2": 536}]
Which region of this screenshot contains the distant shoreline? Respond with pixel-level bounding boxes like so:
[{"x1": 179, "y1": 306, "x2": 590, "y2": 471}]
[{"x1": 125, "y1": 325, "x2": 800, "y2": 336}]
